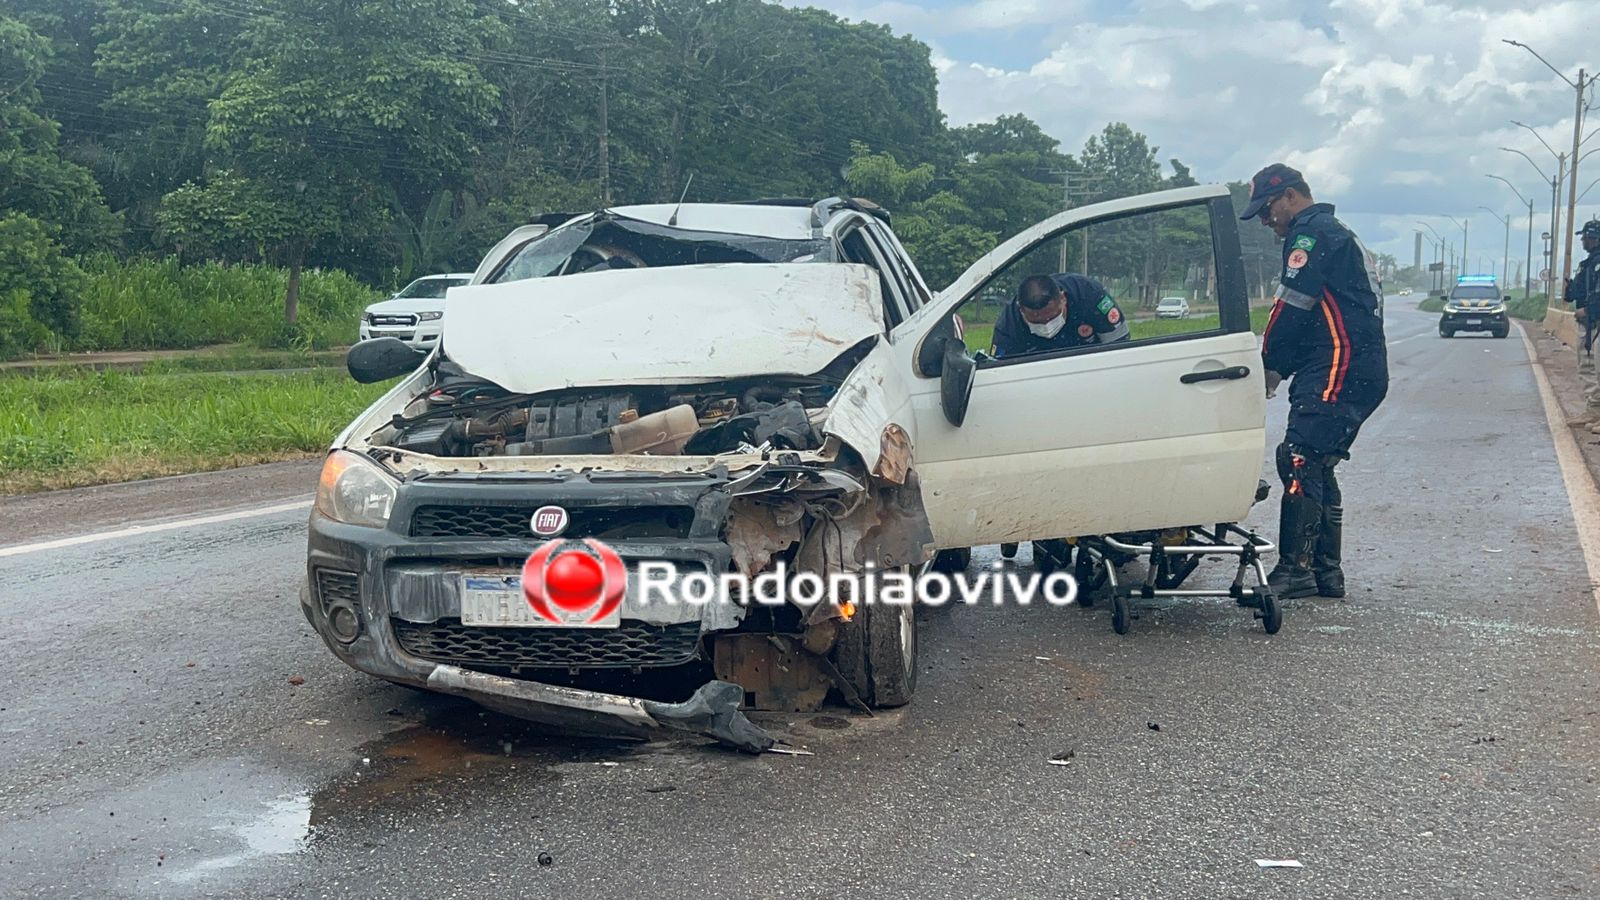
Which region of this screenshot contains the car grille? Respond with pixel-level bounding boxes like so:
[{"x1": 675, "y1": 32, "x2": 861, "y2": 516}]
[
  {"x1": 410, "y1": 504, "x2": 694, "y2": 540},
  {"x1": 391, "y1": 618, "x2": 702, "y2": 669},
  {"x1": 315, "y1": 569, "x2": 360, "y2": 608},
  {"x1": 369, "y1": 313, "x2": 419, "y2": 327}
]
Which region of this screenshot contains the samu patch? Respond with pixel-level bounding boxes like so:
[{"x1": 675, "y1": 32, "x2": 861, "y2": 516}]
[
  {"x1": 1107, "y1": 307, "x2": 1122, "y2": 325},
  {"x1": 1292, "y1": 235, "x2": 1316, "y2": 251},
  {"x1": 1097, "y1": 296, "x2": 1114, "y2": 314},
  {"x1": 1287, "y1": 248, "x2": 1310, "y2": 269},
  {"x1": 1077, "y1": 323, "x2": 1095, "y2": 338}
]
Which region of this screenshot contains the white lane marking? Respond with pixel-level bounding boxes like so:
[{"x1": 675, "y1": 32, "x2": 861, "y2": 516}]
[
  {"x1": 1387, "y1": 332, "x2": 1429, "y2": 347},
  {"x1": 1519, "y1": 324, "x2": 1600, "y2": 615},
  {"x1": 0, "y1": 498, "x2": 312, "y2": 559}
]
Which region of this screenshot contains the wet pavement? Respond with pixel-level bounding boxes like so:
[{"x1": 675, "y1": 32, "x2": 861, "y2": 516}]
[{"x1": 1, "y1": 300, "x2": 1597, "y2": 898}]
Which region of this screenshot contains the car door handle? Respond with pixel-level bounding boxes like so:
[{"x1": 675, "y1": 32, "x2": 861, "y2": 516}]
[{"x1": 1180, "y1": 366, "x2": 1250, "y2": 384}]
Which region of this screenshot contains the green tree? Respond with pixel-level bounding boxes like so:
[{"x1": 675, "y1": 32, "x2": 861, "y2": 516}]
[
  {"x1": 161, "y1": 0, "x2": 504, "y2": 322},
  {"x1": 0, "y1": 15, "x2": 120, "y2": 255}
]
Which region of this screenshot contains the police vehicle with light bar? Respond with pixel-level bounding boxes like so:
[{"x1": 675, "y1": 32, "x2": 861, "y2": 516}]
[{"x1": 1438, "y1": 275, "x2": 1510, "y2": 339}]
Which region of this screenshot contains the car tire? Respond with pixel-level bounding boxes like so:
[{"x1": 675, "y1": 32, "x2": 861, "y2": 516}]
[
  {"x1": 1494, "y1": 326, "x2": 1509, "y2": 339},
  {"x1": 831, "y1": 567, "x2": 917, "y2": 708},
  {"x1": 1440, "y1": 327, "x2": 1453, "y2": 338}
]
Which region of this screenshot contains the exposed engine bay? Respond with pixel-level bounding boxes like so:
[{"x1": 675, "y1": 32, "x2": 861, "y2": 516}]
[{"x1": 369, "y1": 357, "x2": 856, "y2": 460}]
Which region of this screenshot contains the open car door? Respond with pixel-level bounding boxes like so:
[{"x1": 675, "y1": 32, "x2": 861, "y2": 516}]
[{"x1": 891, "y1": 185, "x2": 1267, "y2": 549}]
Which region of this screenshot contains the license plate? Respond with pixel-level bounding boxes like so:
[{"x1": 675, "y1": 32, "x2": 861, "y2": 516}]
[
  {"x1": 1466, "y1": 318, "x2": 1483, "y2": 325},
  {"x1": 460, "y1": 575, "x2": 622, "y2": 628}
]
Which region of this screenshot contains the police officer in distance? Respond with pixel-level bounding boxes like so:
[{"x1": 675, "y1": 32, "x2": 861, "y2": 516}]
[
  {"x1": 1567, "y1": 220, "x2": 1600, "y2": 428},
  {"x1": 1241, "y1": 163, "x2": 1389, "y2": 599},
  {"x1": 990, "y1": 273, "x2": 1130, "y2": 358}
]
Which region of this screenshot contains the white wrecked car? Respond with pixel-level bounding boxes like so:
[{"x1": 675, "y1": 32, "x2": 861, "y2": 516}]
[{"x1": 303, "y1": 189, "x2": 1266, "y2": 750}]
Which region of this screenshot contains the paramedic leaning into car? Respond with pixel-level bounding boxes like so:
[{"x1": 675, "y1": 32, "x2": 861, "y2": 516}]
[
  {"x1": 1242, "y1": 163, "x2": 1389, "y2": 600},
  {"x1": 990, "y1": 273, "x2": 1130, "y2": 358}
]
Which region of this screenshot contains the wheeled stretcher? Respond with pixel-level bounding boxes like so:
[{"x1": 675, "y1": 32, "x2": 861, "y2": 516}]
[{"x1": 1067, "y1": 480, "x2": 1281, "y2": 635}]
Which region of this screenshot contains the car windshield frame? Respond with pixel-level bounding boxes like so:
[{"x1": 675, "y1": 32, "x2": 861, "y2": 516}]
[
  {"x1": 485, "y1": 214, "x2": 836, "y2": 286},
  {"x1": 1449, "y1": 285, "x2": 1501, "y2": 300}
]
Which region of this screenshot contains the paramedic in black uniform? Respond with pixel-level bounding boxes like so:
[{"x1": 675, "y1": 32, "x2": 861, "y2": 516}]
[
  {"x1": 991, "y1": 273, "x2": 1130, "y2": 358},
  {"x1": 1241, "y1": 163, "x2": 1389, "y2": 599}
]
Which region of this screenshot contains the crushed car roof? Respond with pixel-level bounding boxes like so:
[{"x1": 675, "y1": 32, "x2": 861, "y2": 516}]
[{"x1": 602, "y1": 203, "x2": 818, "y2": 240}]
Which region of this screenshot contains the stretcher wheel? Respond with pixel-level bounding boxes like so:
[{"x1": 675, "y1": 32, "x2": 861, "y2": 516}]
[
  {"x1": 1074, "y1": 550, "x2": 1105, "y2": 607},
  {"x1": 1258, "y1": 591, "x2": 1281, "y2": 635},
  {"x1": 1111, "y1": 592, "x2": 1131, "y2": 635}
]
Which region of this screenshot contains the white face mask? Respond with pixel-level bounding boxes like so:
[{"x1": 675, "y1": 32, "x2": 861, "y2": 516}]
[{"x1": 1026, "y1": 313, "x2": 1067, "y2": 339}]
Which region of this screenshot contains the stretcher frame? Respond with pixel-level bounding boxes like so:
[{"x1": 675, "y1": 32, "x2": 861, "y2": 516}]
[{"x1": 1073, "y1": 522, "x2": 1281, "y2": 635}]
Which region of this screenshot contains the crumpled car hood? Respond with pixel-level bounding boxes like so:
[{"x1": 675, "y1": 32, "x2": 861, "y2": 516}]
[{"x1": 440, "y1": 262, "x2": 884, "y2": 395}]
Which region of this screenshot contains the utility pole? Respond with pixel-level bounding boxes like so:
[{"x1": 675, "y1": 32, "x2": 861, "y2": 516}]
[
  {"x1": 1050, "y1": 168, "x2": 1106, "y2": 275},
  {"x1": 598, "y1": 49, "x2": 611, "y2": 207}
]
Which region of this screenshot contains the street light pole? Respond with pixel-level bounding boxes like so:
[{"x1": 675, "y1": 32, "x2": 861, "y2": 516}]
[
  {"x1": 1446, "y1": 214, "x2": 1470, "y2": 274},
  {"x1": 1418, "y1": 221, "x2": 1446, "y2": 295},
  {"x1": 1486, "y1": 175, "x2": 1538, "y2": 301},
  {"x1": 1503, "y1": 41, "x2": 1595, "y2": 299},
  {"x1": 1479, "y1": 206, "x2": 1510, "y2": 295}
]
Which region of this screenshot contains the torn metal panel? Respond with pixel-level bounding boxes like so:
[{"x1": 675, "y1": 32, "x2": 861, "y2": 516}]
[
  {"x1": 441, "y1": 263, "x2": 884, "y2": 396},
  {"x1": 858, "y1": 469, "x2": 937, "y2": 571},
  {"x1": 725, "y1": 497, "x2": 805, "y2": 577},
  {"x1": 711, "y1": 634, "x2": 830, "y2": 712},
  {"x1": 874, "y1": 423, "x2": 912, "y2": 485},
  {"x1": 426, "y1": 664, "x2": 774, "y2": 753}
]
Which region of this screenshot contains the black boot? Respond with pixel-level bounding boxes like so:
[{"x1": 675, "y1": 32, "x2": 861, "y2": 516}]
[
  {"x1": 1314, "y1": 503, "x2": 1345, "y2": 598},
  {"x1": 1267, "y1": 493, "x2": 1320, "y2": 599}
]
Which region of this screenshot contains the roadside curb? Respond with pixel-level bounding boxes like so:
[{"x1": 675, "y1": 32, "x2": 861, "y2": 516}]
[{"x1": 1520, "y1": 320, "x2": 1600, "y2": 612}]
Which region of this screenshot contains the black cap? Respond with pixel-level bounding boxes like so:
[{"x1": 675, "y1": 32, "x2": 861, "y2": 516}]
[
  {"x1": 1579, "y1": 220, "x2": 1600, "y2": 239},
  {"x1": 1240, "y1": 163, "x2": 1304, "y2": 220}
]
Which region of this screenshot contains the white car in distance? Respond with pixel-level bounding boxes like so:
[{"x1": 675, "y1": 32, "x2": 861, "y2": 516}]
[
  {"x1": 358, "y1": 273, "x2": 473, "y2": 349},
  {"x1": 1155, "y1": 296, "x2": 1191, "y2": 319}
]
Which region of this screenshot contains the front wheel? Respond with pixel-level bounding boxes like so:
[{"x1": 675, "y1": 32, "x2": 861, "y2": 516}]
[
  {"x1": 1439, "y1": 327, "x2": 1454, "y2": 338},
  {"x1": 831, "y1": 571, "x2": 917, "y2": 708},
  {"x1": 1494, "y1": 327, "x2": 1509, "y2": 339}
]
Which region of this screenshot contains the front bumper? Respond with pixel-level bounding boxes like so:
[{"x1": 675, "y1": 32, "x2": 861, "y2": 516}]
[
  {"x1": 1440, "y1": 310, "x2": 1508, "y2": 332},
  {"x1": 358, "y1": 322, "x2": 442, "y2": 348},
  {"x1": 302, "y1": 468, "x2": 782, "y2": 750}
]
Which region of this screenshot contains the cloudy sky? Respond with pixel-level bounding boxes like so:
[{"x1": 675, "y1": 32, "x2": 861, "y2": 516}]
[{"x1": 787, "y1": 0, "x2": 1600, "y2": 280}]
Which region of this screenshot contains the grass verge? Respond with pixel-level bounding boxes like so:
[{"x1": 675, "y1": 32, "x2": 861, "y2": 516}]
[{"x1": 0, "y1": 369, "x2": 391, "y2": 495}]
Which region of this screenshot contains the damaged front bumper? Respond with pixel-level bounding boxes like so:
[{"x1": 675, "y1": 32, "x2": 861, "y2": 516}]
[{"x1": 427, "y1": 665, "x2": 773, "y2": 752}]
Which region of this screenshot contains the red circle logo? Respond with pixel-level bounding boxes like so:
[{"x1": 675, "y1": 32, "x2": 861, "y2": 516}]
[
  {"x1": 521, "y1": 539, "x2": 627, "y2": 624},
  {"x1": 1077, "y1": 323, "x2": 1095, "y2": 338},
  {"x1": 1107, "y1": 307, "x2": 1121, "y2": 325}
]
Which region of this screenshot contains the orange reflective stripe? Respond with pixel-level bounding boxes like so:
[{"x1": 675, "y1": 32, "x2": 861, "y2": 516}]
[{"x1": 1319, "y1": 294, "x2": 1343, "y2": 402}]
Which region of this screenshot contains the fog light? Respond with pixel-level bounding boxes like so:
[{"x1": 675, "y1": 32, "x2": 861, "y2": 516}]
[{"x1": 328, "y1": 603, "x2": 361, "y2": 643}]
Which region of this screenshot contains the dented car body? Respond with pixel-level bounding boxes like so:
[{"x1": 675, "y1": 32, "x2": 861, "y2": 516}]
[{"x1": 303, "y1": 187, "x2": 1267, "y2": 750}]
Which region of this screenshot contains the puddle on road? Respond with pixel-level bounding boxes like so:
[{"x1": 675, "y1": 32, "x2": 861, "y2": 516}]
[
  {"x1": 306, "y1": 699, "x2": 629, "y2": 830},
  {"x1": 166, "y1": 793, "x2": 312, "y2": 884}
]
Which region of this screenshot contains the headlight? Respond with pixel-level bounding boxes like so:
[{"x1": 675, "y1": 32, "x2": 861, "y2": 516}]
[
  {"x1": 417, "y1": 311, "x2": 444, "y2": 322},
  {"x1": 1487, "y1": 304, "x2": 1506, "y2": 314},
  {"x1": 315, "y1": 451, "x2": 397, "y2": 528}
]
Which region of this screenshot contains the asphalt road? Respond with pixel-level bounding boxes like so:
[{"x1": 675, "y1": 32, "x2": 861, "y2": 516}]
[{"x1": 2, "y1": 300, "x2": 1597, "y2": 899}]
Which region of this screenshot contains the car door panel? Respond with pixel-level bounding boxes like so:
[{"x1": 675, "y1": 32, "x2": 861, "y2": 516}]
[{"x1": 898, "y1": 185, "x2": 1267, "y2": 548}]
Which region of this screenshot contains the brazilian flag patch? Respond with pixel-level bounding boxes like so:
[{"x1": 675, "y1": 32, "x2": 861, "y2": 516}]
[
  {"x1": 1097, "y1": 296, "x2": 1114, "y2": 313},
  {"x1": 1292, "y1": 235, "x2": 1317, "y2": 251}
]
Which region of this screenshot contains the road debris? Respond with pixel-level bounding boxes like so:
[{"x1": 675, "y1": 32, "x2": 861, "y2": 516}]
[
  {"x1": 1254, "y1": 859, "x2": 1303, "y2": 868},
  {"x1": 1147, "y1": 721, "x2": 1161, "y2": 732},
  {"x1": 287, "y1": 676, "x2": 306, "y2": 686},
  {"x1": 537, "y1": 852, "x2": 554, "y2": 867},
  {"x1": 1048, "y1": 750, "x2": 1075, "y2": 766},
  {"x1": 766, "y1": 746, "x2": 814, "y2": 756}
]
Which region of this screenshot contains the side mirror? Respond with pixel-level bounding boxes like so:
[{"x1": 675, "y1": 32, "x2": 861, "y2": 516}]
[
  {"x1": 347, "y1": 338, "x2": 426, "y2": 384},
  {"x1": 940, "y1": 338, "x2": 977, "y2": 427},
  {"x1": 917, "y1": 313, "x2": 963, "y2": 377},
  {"x1": 1504, "y1": 295, "x2": 1512, "y2": 303}
]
